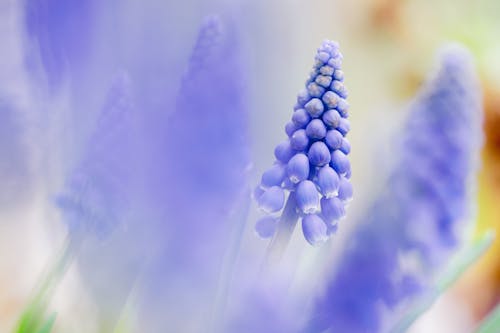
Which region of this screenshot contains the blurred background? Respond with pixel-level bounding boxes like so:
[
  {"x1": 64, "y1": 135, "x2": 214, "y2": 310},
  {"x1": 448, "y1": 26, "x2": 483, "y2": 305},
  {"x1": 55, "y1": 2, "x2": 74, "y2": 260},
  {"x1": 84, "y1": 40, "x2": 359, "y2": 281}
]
[{"x1": 0, "y1": 0, "x2": 499, "y2": 332}]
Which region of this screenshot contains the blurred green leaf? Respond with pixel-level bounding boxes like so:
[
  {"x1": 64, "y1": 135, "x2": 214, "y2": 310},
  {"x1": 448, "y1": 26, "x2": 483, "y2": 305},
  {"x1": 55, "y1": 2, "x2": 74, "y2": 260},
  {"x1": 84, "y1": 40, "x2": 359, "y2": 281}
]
[{"x1": 35, "y1": 314, "x2": 57, "y2": 333}]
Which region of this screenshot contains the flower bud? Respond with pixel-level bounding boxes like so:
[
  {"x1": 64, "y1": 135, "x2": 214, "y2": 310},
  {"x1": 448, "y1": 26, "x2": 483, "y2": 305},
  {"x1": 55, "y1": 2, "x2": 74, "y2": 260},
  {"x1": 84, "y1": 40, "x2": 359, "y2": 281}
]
[
  {"x1": 337, "y1": 117, "x2": 350, "y2": 135},
  {"x1": 308, "y1": 141, "x2": 331, "y2": 166},
  {"x1": 321, "y1": 196, "x2": 345, "y2": 223},
  {"x1": 290, "y1": 129, "x2": 309, "y2": 151},
  {"x1": 302, "y1": 214, "x2": 328, "y2": 246},
  {"x1": 307, "y1": 82, "x2": 325, "y2": 98},
  {"x1": 306, "y1": 119, "x2": 327, "y2": 139},
  {"x1": 322, "y1": 110, "x2": 341, "y2": 128},
  {"x1": 331, "y1": 150, "x2": 350, "y2": 175},
  {"x1": 317, "y1": 166, "x2": 340, "y2": 198},
  {"x1": 316, "y1": 75, "x2": 333, "y2": 88},
  {"x1": 287, "y1": 153, "x2": 310, "y2": 184},
  {"x1": 292, "y1": 109, "x2": 311, "y2": 127},
  {"x1": 338, "y1": 176, "x2": 353, "y2": 202},
  {"x1": 261, "y1": 163, "x2": 286, "y2": 188},
  {"x1": 322, "y1": 91, "x2": 340, "y2": 109},
  {"x1": 285, "y1": 121, "x2": 298, "y2": 137},
  {"x1": 331, "y1": 80, "x2": 348, "y2": 98},
  {"x1": 305, "y1": 98, "x2": 325, "y2": 118},
  {"x1": 296, "y1": 180, "x2": 320, "y2": 214},
  {"x1": 257, "y1": 186, "x2": 285, "y2": 213},
  {"x1": 325, "y1": 130, "x2": 343, "y2": 150},
  {"x1": 274, "y1": 140, "x2": 294, "y2": 163},
  {"x1": 340, "y1": 138, "x2": 351, "y2": 154},
  {"x1": 320, "y1": 65, "x2": 334, "y2": 76},
  {"x1": 255, "y1": 216, "x2": 278, "y2": 239}
]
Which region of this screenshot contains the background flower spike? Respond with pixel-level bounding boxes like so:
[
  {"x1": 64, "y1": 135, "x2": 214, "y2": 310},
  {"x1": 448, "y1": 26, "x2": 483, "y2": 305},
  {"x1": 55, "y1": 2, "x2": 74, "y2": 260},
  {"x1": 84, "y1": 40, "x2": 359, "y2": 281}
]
[
  {"x1": 256, "y1": 40, "x2": 351, "y2": 261},
  {"x1": 55, "y1": 72, "x2": 135, "y2": 238},
  {"x1": 303, "y1": 43, "x2": 483, "y2": 333},
  {"x1": 139, "y1": 15, "x2": 251, "y2": 333}
]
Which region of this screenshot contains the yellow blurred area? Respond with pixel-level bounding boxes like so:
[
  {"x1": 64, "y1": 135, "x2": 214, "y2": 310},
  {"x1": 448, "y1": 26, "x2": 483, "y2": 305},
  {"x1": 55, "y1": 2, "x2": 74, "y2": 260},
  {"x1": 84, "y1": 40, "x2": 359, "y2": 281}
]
[
  {"x1": 454, "y1": 83, "x2": 500, "y2": 319},
  {"x1": 363, "y1": 0, "x2": 500, "y2": 321}
]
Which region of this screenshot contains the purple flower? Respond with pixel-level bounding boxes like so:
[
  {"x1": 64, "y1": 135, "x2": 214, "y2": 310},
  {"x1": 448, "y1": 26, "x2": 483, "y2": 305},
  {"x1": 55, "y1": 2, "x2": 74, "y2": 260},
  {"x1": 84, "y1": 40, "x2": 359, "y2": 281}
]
[
  {"x1": 55, "y1": 73, "x2": 134, "y2": 237},
  {"x1": 24, "y1": 0, "x2": 96, "y2": 88},
  {"x1": 138, "y1": 16, "x2": 251, "y2": 332},
  {"x1": 0, "y1": 99, "x2": 32, "y2": 207},
  {"x1": 304, "y1": 44, "x2": 482, "y2": 333},
  {"x1": 256, "y1": 40, "x2": 352, "y2": 246},
  {"x1": 163, "y1": 16, "x2": 250, "y2": 222}
]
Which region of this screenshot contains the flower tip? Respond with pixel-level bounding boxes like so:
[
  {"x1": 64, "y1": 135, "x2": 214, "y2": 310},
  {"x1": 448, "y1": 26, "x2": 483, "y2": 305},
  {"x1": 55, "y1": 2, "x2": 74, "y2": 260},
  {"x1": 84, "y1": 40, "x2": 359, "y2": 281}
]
[
  {"x1": 438, "y1": 43, "x2": 475, "y2": 69},
  {"x1": 274, "y1": 140, "x2": 294, "y2": 163},
  {"x1": 317, "y1": 165, "x2": 340, "y2": 198},
  {"x1": 305, "y1": 98, "x2": 325, "y2": 118},
  {"x1": 338, "y1": 176, "x2": 353, "y2": 202},
  {"x1": 321, "y1": 196, "x2": 345, "y2": 223},
  {"x1": 257, "y1": 186, "x2": 285, "y2": 214},
  {"x1": 296, "y1": 180, "x2": 320, "y2": 214},
  {"x1": 302, "y1": 214, "x2": 328, "y2": 246},
  {"x1": 290, "y1": 129, "x2": 309, "y2": 151},
  {"x1": 287, "y1": 153, "x2": 310, "y2": 184},
  {"x1": 308, "y1": 141, "x2": 331, "y2": 166},
  {"x1": 261, "y1": 163, "x2": 286, "y2": 188},
  {"x1": 255, "y1": 216, "x2": 278, "y2": 239}
]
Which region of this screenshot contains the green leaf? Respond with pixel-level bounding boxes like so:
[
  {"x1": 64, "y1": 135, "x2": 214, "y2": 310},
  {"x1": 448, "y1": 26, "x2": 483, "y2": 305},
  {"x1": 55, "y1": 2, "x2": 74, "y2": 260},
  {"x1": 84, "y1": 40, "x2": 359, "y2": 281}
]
[
  {"x1": 436, "y1": 231, "x2": 495, "y2": 292},
  {"x1": 389, "y1": 231, "x2": 495, "y2": 333},
  {"x1": 13, "y1": 238, "x2": 80, "y2": 333},
  {"x1": 35, "y1": 314, "x2": 57, "y2": 333}
]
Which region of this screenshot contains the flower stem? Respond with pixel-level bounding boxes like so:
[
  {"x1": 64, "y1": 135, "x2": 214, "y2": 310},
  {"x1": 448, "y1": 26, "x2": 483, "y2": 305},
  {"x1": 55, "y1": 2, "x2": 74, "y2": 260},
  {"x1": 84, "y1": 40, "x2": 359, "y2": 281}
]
[
  {"x1": 14, "y1": 235, "x2": 81, "y2": 333},
  {"x1": 209, "y1": 188, "x2": 251, "y2": 333},
  {"x1": 263, "y1": 192, "x2": 300, "y2": 268}
]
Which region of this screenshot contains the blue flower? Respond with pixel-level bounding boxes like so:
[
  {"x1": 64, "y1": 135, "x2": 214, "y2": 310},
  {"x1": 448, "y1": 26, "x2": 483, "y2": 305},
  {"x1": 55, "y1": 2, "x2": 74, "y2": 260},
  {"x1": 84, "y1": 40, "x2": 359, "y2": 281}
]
[
  {"x1": 256, "y1": 40, "x2": 352, "y2": 246},
  {"x1": 55, "y1": 73, "x2": 134, "y2": 237},
  {"x1": 24, "y1": 0, "x2": 96, "y2": 88},
  {"x1": 0, "y1": 99, "x2": 32, "y2": 207},
  {"x1": 304, "y1": 44, "x2": 482, "y2": 333},
  {"x1": 138, "y1": 16, "x2": 251, "y2": 332},
  {"x1": 163, "y1": 16, "x2": 250, "y2": 223}
]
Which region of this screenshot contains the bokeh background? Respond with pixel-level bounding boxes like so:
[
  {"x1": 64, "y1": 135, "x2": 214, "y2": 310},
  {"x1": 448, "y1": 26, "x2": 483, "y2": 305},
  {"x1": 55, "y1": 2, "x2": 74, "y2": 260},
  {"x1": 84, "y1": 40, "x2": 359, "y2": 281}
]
[{"x1": 0, "y1": 0, "x2": 499, "y2": 332}]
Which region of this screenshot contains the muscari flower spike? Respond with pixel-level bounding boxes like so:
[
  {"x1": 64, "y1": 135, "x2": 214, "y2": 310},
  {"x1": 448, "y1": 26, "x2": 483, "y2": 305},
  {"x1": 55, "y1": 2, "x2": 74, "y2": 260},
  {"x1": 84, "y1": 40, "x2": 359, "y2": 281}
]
[
  {"x1": 255, "y1": 40, "x2": 351, "y2": 246},
  {"x1": 139, "y1": 16, "x2": 251, "y2": 333},
  {"x1": 304, "y1": 44, "x2": 482, "y2": 333},
  {"x1": 56, "y1": 73, "x2": 134, "y2": 238}
]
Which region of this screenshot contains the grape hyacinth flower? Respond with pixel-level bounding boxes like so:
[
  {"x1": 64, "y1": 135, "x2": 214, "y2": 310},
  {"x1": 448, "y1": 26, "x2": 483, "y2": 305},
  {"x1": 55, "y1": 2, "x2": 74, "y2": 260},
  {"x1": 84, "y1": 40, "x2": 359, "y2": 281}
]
[
  {"x1": 56, "y1": 73, "x2": 134, "y2": 238},
  {"x1": 24, "y1": 0, "x2": 96, "y2": 89},
  {"x1": 304, "y1": 45, "x2": 482, "y2": 333},
  {"x1": 140, "y1": 16, "x2": 251, "y2": 332},
  {"x1": 256, "y1": 40, "x2": 352, "y2": 248}
]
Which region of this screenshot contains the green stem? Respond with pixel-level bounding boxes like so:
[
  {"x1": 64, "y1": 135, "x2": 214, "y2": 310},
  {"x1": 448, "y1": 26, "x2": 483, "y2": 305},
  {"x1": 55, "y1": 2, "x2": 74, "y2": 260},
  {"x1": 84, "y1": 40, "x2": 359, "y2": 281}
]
[{"x1": 14, "y1": 235, "x2": 82, "y2": 333}]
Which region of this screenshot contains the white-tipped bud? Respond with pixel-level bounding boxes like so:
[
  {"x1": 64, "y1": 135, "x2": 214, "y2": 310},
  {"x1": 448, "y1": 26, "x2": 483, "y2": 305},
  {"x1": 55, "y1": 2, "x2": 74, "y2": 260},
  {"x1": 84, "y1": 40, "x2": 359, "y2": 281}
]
[
  {"x1": 302, "y1": 214, "x2": 328, "y2": 246},
  {"x1": 257, "y1": 186, "x2": 285, "y2": 213},
  {"x1": 317, "y1": 166, "x2": 340, "y2": 198},
  {"x1": 296, "y1": 180, "x2": 320, "y2": 214},
  {"x1": 287, "y1": 153, "x2": 310, "y2": 184}
]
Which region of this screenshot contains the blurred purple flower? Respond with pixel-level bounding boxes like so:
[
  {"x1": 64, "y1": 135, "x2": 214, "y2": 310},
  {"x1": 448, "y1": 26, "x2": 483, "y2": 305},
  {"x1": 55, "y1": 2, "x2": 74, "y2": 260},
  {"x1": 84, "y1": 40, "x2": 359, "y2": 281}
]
[
  {"x1": 24, "y1": 0, "x2": 96, "y2": 88},
  {"x1": 0, "y1": 98, "x2": 32, "y2": 207},
  {"x1": 256, "y1": 40, "x2": 352, "y2": 246},
  {"x1": 304, "y1": 45, "x2": 482, "y2": 333},
  {"x1": 55, "y1": 73, "x2": 134, "y2": 238},
  {"x1": 139, "y1": 15, "x2": 251, "y2": 332}
]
